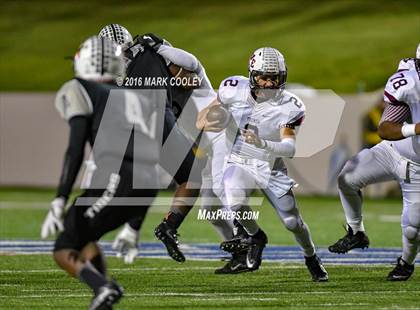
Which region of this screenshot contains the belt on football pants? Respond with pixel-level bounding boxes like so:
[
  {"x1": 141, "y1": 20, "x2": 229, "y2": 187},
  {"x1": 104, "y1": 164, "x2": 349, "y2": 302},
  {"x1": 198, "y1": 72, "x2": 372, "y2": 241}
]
[{"x1": 228, "y1": 153, "x2": 276, "y2": 166}]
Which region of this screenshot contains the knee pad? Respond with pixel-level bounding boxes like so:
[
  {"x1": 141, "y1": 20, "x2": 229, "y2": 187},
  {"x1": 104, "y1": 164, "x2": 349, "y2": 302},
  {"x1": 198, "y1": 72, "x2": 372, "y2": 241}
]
[
  {"x1": 283, "y1": 215, "x2": 303, "y2": 232},
  {"x1": 403, "y1": 225, "x2": 420, "y2": 242},
  {"x1": 338, "y1": 150, "x2": 376, "y2": 192},
  {"x1": 337, "y1": 170, "x2": 356, "y2": 192}
]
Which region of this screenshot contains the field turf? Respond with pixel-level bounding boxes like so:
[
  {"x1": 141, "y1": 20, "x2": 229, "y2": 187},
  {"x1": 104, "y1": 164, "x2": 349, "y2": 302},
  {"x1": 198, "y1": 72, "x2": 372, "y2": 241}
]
[
  {"x1": 1, "y1": 256, "x2": 419, "y2": 309},
  {"x1": 1, "y1": 188, "x2": 419, "y2": 309}
]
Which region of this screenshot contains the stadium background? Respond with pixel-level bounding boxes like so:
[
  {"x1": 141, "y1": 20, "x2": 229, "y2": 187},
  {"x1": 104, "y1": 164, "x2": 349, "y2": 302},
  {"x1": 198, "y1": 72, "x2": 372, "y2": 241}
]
[{"x1": 1, "y1": 1, "x2": 419, "y2": 309}]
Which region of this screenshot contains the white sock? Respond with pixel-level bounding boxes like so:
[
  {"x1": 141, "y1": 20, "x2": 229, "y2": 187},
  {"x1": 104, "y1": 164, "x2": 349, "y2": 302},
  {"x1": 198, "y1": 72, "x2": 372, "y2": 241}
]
[
  {"x1": 339, "y1": 189, "x2": 365, "y2": 233},
  {"x1": 402, "y1": 234, "x2": 419, "y2": 265},
  {"x1": 294, "y1": 222, "x2": 315, "y2": 257}
]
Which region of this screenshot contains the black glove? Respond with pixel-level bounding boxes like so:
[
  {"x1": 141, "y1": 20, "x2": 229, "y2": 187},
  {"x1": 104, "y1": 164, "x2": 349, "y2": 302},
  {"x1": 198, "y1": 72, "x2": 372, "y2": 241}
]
[{"x1": 138, "y1": 33, "x2": 164, "y2": 51}]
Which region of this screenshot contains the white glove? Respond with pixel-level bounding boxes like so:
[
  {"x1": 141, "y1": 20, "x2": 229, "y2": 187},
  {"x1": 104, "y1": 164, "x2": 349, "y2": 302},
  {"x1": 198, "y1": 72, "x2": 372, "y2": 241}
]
[
  {"x1": 40, "y1": 197, "x2": 66, "y2": 239},
  {"x1": 112, "y1": 223, "x2": 139, "y2": 264}
]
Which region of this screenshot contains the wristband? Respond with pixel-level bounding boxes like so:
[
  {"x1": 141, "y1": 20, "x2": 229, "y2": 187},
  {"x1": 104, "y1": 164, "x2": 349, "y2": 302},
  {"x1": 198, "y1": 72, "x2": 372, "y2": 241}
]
[{"x1": 401, "y1": 124, "x2": 416, "y2": 137}]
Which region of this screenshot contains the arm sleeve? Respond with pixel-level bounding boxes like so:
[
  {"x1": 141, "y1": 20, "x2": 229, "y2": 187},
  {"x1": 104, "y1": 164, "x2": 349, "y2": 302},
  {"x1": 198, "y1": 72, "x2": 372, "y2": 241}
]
[
  {"x1": 262, "y1": 138, "x2": 296, "y2": 158},
  {"x1": 156, "y1": 45, "x2": 200, "y2": 72},
  {"x1": 56, "y1": 116, "x2": 89, "y2": 199},
  {"x1": 380, "y1": 102, "x2": 411, "y2": 124}
]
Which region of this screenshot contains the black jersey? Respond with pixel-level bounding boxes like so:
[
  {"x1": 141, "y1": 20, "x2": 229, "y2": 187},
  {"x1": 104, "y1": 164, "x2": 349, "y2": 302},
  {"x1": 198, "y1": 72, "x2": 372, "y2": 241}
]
[
  {"x1": 126, "y1": 43, "x2": 193, "y2": 118},
  {"x1": 54, "y1": 78, "x2": 163, "y2": 198}
]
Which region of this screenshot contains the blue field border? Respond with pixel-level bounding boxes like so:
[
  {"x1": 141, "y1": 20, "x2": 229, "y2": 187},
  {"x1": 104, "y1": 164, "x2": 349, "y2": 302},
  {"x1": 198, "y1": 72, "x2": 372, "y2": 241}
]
[{"x1": 0, "y1": 240, "x2": 418, "y2": 265}]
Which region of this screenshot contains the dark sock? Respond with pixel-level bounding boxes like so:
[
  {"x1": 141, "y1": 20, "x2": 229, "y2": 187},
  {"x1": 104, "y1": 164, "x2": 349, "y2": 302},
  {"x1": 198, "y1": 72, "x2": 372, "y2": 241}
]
[
  {"x1": 164, "y1": 212, "x2": 185, "y2": 229},
  {"x1": 128, "y1": 217, "x2": 143, "y2": 231},
  {"x1": 90, "y1": 255, "x2": 106, "y2": 275},
  {"x1": 251, "y1": 229, "x2": 265, "y2": 239},
  {"x1": 78, "y1": 262, "x2": 107, "y2": 295}
]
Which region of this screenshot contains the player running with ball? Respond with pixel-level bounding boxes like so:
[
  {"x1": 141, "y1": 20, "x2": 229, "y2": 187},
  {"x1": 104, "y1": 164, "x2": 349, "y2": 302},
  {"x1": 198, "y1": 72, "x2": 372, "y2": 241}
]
[{"x1": 197, "y1": 47, "x2": 328, "y2": 281}]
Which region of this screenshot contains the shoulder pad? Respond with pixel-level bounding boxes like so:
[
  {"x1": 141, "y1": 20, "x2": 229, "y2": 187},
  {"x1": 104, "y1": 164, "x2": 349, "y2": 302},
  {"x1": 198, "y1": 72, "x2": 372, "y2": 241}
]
[
  {"x1": 397, "y1": 58, "x2": 416, "y2": 72},
  {"x1": 384, "y1": 70, "x2": 416, "y2": 105},
  {"x1": 217, "y1": 75, "x2": 248, "y2": 105},
  {"x1": 277, "y1": 91, "x2": 306, "y2": 125},
  {"x1": 273, "y1": 90, "x2": 305, "y2": 110},
  {"x1": 55, "y1": 79, "x2": 93, "y2": 121}
]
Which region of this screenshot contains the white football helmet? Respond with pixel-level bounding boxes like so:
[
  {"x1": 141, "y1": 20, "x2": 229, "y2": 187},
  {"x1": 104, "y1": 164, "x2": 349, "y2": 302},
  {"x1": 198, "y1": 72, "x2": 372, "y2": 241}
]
[
  {"x1": 74, "y1": 36, "x2": 125, "y2": 82},
  {"x1": 248, "y1": 47, "x2": 287, "y2": 93},
  {"x1": 98, "y1": 24, "x2": 133, "y2": 46}
]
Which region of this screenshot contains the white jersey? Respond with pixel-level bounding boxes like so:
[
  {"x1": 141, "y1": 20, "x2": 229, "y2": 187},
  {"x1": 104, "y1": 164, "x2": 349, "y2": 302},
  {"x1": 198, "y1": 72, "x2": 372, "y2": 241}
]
[
  {"x1": 218, "y1": 76, "x2": 305, "y2": 162},
  {"x1": 384, "y1": 68, "x2": 420, "y2": 163}
]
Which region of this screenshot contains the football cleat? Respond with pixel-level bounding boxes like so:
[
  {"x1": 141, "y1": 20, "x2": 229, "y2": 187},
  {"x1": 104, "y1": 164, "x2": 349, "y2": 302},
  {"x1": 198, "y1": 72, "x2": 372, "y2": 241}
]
[
  {"x1": 220, "y1": 221, "x2": 250, "y2": 254},
  {"x1": 387, "y1": 257, "x2": 414, "y2": 281},
  {"x1": 220, "y1": 237, "x2": 250, "y2": 254},
  {"x1": 89, "y1": 280, "x2": 123, "y2": 310},
  {"x1": 215, "y1": 253, "x2": 252, "y2": 274},
  {"x1": 305, "y1": 254, "x2": 329, "y2": 282},
  {"x1": 220, "y1": 229, "x2": 267, "y2": 271},
  {"x1": 154, "y1": 220, "x2": 185, "y2": 263},
  {"x1": 245, "y1": 229, "x2": 268, "y2": 270},
  {"x1": 328, "y1": 225, "x2": 370, "y2": 254}
]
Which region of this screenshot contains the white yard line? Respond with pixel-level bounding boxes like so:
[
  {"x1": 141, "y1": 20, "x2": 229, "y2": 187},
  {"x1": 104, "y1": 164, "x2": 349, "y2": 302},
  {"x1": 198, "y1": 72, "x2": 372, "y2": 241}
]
[
  {"x1": 1, "y1": 291, "x2": 419, "y2": 299},
  {"x1": 379, "y1": 215, "x2": 401, "y2": 222},
  {"x1": 0, "y1": 262, "x2": 406, "y2": 274}
]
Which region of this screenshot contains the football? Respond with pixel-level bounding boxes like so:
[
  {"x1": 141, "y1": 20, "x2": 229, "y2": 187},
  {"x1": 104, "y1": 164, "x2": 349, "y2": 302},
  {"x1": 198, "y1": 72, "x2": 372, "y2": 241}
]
[{"x1": 206, "y1": 104, "x2": 231, "y2": 128}]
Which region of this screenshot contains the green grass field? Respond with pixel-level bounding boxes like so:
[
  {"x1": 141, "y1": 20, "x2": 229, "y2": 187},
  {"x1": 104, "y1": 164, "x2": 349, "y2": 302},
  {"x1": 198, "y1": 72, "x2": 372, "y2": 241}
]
[
  {"x1": 2, "y1": 257, "x2": 420, "y2": 309},
  {"x1": 0, "y1": 187, "x2": 405, "y2": 246},
  {"x1": 1, "y1": 188, "x2": 419, "y2": 309},
  {"x1": 1, "y1": 0, "x2": 419, "y2": 93}
]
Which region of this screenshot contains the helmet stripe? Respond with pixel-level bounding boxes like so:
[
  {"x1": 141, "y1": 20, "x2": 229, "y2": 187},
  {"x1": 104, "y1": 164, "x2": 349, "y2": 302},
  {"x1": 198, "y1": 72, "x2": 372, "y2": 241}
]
[
  {"x1": 110, "y1": 24, "x2": 118, "y2": 44},
  {"x1": 100, "y1": 37, "x2": 104, "y2": 76}
]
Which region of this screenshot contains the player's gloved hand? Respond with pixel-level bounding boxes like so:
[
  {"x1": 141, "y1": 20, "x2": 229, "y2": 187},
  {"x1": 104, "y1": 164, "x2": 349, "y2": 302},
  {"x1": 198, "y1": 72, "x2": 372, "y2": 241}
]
[
  {"x1": 139, "y1": 33, "x2": 165, "y2": 51},
  {"x1": 242, "y1": 129, "x2": 263, "y2": 148},
  {"x1": 112, "y1": 223, "x2": 139, "y2": 264},
  {"x1": 40, "y1": 197, "x2": 67, "y2": 239}
]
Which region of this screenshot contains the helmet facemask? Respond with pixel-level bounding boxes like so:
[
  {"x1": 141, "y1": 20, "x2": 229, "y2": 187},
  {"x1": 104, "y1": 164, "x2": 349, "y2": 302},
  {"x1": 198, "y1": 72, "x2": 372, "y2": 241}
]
[{"x1": 248, "y1": 47, "x2": 287, "y2": 101}]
